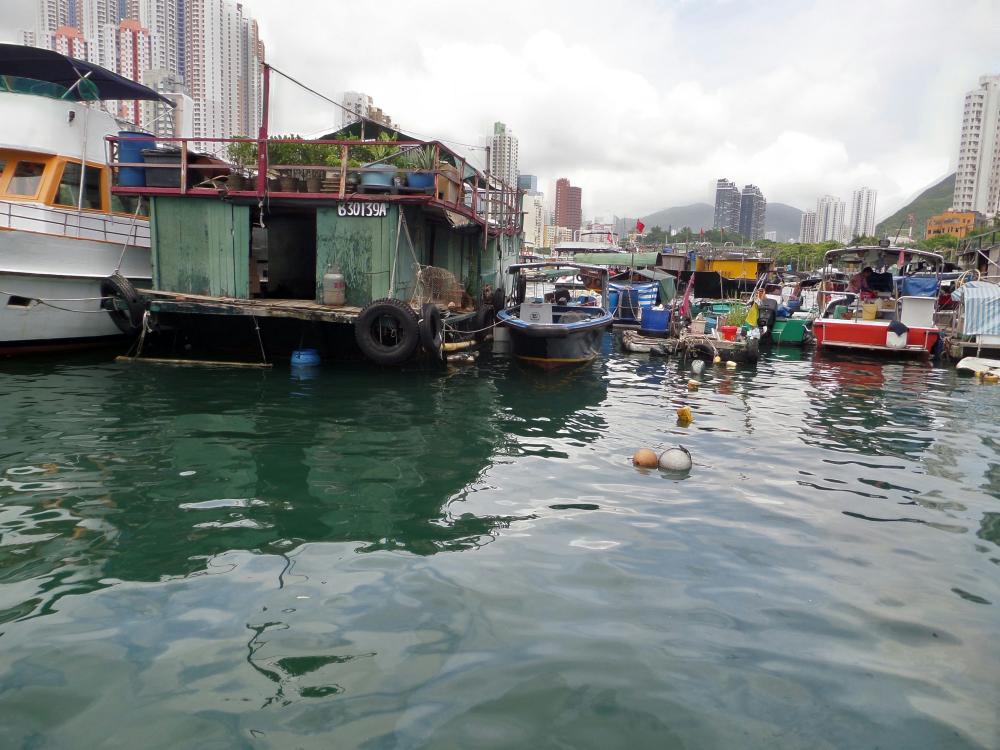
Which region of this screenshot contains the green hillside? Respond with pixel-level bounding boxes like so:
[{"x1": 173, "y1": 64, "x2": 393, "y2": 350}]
[{"x1": 875, "y1": 173, "x2": 955, "y2": 240}]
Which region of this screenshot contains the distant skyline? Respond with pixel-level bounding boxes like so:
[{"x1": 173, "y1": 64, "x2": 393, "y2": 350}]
[{"x1": 2, "y1": 0, "x2": 996, "y2": 219}]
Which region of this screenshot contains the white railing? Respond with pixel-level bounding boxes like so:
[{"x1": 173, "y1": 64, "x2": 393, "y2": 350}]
[{"x1": 0, "y1": 199, "x2": 150, "y2": 247}]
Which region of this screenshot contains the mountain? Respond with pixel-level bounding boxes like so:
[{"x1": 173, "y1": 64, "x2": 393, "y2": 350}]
[
  {"x1": 621, "y1": 201, "x2": 803, "y2": 241},
  {"x1": 875, "y1": 173, "x2": 955, "y2": 240}
]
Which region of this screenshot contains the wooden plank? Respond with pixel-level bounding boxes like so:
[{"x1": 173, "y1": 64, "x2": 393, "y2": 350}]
[{"x1": 116, "y1": 356, "x2": 272, "y2": 369}]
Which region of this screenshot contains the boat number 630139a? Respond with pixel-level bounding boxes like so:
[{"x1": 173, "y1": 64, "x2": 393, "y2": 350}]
[{"x1": 338, "y1": 202, "x2": 388, "y2": 217}]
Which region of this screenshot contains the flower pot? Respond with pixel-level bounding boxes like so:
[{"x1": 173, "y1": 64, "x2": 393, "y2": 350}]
[
  {"x1": 719, "y1": 325, "x2": 738, "y2": 341},
  {"x1": 360, "y1": 164, "x2": 396, "y2": 187},
  {"x1": 228, "y1": 173, "x2": 246, "y2": 191},
  {"x1": 305, "y1": 176, "x2": 322, "y2": 193},
  {"x1": 278, "y1": 175, "x2": 298, "y2": 192},
  {"x1": 406, "y1": 172, "x2": 435, "y2": 189}
]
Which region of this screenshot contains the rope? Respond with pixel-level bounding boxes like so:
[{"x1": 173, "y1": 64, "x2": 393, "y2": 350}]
[
  {"x1": 114, "y1": 199, "x2": 144, "y2": 274},
  {"x1": 0, "y1": 291, "x2": 113, "y2": 302},
  {"x1": 443, "y1": 319, "x2": 497, "y2": 336},
  {"x1": 251, "y1": 314, "x2": 267, "y2": 364}
]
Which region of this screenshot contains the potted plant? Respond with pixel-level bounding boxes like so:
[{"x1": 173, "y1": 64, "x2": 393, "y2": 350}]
[
  {"x1": 267, "y1": 135, "x2": 305, "y2": 192},
  {"x1": 358, "y1": 132, "x2": 399, "y2": 188},
  {"x1": 403, "y1": 146, "x2": 435, "y2": 189},
  {"x1": 226, "y1": 138, "x2": 257, "y2": 191},
  {"x1": 720, "y1": 304, "x2": 747, "y2": 341}
]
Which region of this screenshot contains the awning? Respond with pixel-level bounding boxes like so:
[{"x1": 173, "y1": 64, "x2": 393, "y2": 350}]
[
  {"x1": 572, "y1": 251, "x2": 660, "y2": 266},
  {"x1": 952, "y1": 281, "x2": 1000, "y2": 336},
  {"x1": 0, "y1": 43, "x2": 171, "y2": 103}
]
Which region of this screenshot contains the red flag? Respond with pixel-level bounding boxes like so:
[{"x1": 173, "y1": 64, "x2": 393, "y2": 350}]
[
  {"x1": 635, "y1": 219, "x2": 645, "y2": 234},
  {"x1": 679, "y1": 273, "x2": 696, "y2": 317},
  {"x1": 607, "y1": 232, "x2": 613, "y2": 244}
]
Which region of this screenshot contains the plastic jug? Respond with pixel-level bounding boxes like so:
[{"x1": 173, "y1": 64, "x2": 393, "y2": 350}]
[{"x1": 323, "y1": 266, "x2": 346, "y2": 306}]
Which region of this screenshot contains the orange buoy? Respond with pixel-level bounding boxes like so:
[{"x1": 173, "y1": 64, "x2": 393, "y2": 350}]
[
  {"x1": 676, "y1": 405, "x2": 693, "y2": 425},
  {"x1": 632, "y1": 448, "x2": 659, "y2": 468}
]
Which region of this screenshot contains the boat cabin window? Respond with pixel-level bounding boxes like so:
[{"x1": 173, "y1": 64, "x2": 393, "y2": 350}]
[
  {"x1": 7, "y1": 161, "x2": 46, "y2": 196},
  {"x1": 54, "y1": 162, "x2": 103, "y2": 210}
]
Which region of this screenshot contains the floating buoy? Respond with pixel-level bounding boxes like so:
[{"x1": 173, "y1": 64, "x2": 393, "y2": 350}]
[
  {"x1": 687, "y1": 379, "x2": 699, "y2": 391},
  {"x1": 713, "y1": 355, "x2": 722, "y2": 364},
  {"x1": 726, "y1": 360, "x2": 737, "y2": 369},
  {"x1": 632, "y1": 448, "x2": 659, "y2": 468},
  {"x1": 676, "y1": 405, "x2": 693, "y2": 425},
  {"x1": 658, "y1": 446, "x2": 692, "y2": 472},
  {"x1": 984, "y1": 372, "x2": 999, "y2": 384},
  {"x1": 691, "y1": 359, "x2": 705, "y2": 375},
  {"x1": 291, "y1": 348, "x2": 320, "y2": 366}
]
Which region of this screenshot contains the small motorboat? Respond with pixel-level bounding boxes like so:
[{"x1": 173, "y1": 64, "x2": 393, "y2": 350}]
[
  {"x1": 497, "y1": 262, "x2": 613, "y2": 368},
  {"x1": 811, "y1": 244, "x2": 944, "y2": 356}
]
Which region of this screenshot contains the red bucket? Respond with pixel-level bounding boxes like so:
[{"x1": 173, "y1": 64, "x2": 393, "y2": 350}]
[{"x1": 719, "y1": 325, "x2": 738, "y2": 341}]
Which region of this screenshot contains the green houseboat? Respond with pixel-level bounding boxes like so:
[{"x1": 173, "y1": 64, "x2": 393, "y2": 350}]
[{"x1": 105, "y1": 72, "x2": 521, "y2": 366}]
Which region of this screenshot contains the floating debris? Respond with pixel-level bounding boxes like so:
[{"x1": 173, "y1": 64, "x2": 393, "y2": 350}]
[
  {"x1": 676, "y1": 406, "x2": 693, "y2": 425},
  {"x1": 659, "y1": 446, "x2": 692, "y2": 472},
  {"x1": 687, "y1": 379, "x2": 699, "y2": 391}
]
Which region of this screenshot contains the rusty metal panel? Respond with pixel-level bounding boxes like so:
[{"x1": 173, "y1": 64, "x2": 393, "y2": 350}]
[{"x1": 150, "y1": 197, "x2": 249, "y2": 297}]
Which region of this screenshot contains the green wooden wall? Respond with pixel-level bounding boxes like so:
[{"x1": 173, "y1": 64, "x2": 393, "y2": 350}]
[{"x1": 151, "y1": 197, "x2": 250, "y2": 297}]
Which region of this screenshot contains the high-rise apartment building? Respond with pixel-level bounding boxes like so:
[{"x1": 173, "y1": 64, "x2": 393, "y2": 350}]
[
  {"x1": 340, "y1": 91, "x2": 393, "y2": 129},
  {"x1": 738, "y1": 184, "x2": 766, "y2": 241},
  {"x1": 799, "y1": 211, "x2": 817, "y2": 244},
  {"x1": 815, "y1": 195, "x2": 846, "y2": 242},
  {"x1": 848, "y1": 187, "x2": 878, "y2": 239},
  {"x1": 953, "y1": 74, "x2": 1000, "y2": 217},
  {"x1": 522, "y1": 192, "x2": 546, "y2": 249},
  {"x1": 518, "y1": 174, "x2": 538, "y2": 193},
  {"x1": 21, "y1": 0, "x2": 262, "y2": 144},
  {"x1": 141, "y1": 68, "x2": 193, "y2": 139},
  {"x1": 713, "y1": 178, "x2": 741, "y2": 235},
  {"x1": 116, "y1": 18, "x2": 153, "y2": 123},
  {"x1": 555, "y1": 178, "x2": 582, "y2": 231},
  {"x1": 489, "y1": 121, "x2": 518, "y2": 188}
]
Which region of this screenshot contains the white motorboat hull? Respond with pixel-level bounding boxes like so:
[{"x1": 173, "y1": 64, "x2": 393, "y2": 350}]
[{"x1": 0, "y1": 228, "x2": 150, "y2": 351}]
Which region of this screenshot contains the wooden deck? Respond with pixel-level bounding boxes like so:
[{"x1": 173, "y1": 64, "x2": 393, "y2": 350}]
[{"x1": 140, "y1": 289, "x2": 365, "y2": 324}]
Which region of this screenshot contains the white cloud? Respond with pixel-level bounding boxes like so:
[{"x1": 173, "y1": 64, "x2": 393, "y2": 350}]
[{"x1": 3, "y1": 0, "x2": 997, "y2": 219}]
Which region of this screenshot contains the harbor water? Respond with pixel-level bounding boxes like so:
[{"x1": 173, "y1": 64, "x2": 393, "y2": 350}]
[{"x1": 1, "y1": 342, "x2": 998, "y2": 748}]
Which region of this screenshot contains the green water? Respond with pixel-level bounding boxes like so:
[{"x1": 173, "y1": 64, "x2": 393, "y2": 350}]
[{"x1": 0, "y1": 343, "x2": 998, "y2": 749}]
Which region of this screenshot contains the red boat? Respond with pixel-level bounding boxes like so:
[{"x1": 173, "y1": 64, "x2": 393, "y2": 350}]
[{"x1": 812, "y1": 245, "x2": 944, "y2": 356}]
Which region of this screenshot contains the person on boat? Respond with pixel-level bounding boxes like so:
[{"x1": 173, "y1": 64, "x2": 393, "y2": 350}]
[{"x1": 848, "y1": 267, "x2": 877, "y2": 300}]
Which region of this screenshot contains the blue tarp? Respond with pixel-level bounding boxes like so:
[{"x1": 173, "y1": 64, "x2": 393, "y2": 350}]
[
  {"x1": 898, "y1": 276, "x2": 939, "y2": 297},
  {"x1": 952, "y1": 281, "x2": 1000, "y2": 336}
]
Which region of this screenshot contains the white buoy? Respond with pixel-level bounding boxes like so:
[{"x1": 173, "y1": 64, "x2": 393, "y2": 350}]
[
  {"x1": 691, "y1": 359, "x2": 705, "y2": 375},
  {"x1": 659, "y1": 446, "x2": 692, "y2": 472}
]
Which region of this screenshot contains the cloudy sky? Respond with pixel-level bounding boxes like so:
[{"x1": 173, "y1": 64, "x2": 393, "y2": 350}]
[{"x1": 2, "y1": 0, "x2": 997, "y2": 220}]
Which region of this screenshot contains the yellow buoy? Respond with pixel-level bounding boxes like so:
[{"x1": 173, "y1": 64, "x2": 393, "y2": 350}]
[
  {"x1": 687, "y1": 379, "x2": 699, "y2": 391},
  {"x1": 713, "y1": 355, "x2": 722, "y2": 364},
  {"x1": 632, "y1": 448, "x2": 659, "y2": 467},
  {"x1": 984, "y1": 372, "x2": 999, "y2": 384},
  {"x1": 726, "y1": 360, "x2": 737, "y2": 369},
  {"x1": 676, "y1": 405, "x2": 693, "y2": 425}
]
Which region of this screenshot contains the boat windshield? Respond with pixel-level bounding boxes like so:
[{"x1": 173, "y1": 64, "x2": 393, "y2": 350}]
[{"x1": 0, "y1": 75, "x2": 100, "y2": 100}]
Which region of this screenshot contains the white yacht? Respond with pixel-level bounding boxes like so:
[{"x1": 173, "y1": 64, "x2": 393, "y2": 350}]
[{"x1": 0, "y1": 44, "x2": 164, "y2": 352}]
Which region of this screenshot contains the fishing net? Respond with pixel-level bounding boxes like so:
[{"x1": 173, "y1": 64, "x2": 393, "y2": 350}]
[{"x1": 414, "y1": 265, "x2": 467, "y2": 308}]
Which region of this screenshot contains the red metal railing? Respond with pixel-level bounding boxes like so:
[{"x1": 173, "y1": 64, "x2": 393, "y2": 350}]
[{"x1": 106, "y1": 135, "x2": 523, "y2": 235}]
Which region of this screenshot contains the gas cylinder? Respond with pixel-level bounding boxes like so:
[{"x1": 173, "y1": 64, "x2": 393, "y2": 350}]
[{"x1": 323, "y1": 266, "x2": 346, "y2": 306}]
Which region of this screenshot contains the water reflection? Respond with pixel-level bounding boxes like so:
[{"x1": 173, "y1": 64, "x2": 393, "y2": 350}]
[
  {"x1": 0, "y1": 359, "x2": 523, "y2": 623},
  {"x1": 803, "y1": 353, "x2": 936, "y2": 459}
]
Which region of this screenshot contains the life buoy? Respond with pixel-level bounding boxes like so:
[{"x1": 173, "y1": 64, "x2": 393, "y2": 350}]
[
  {"x1": 100, "y1": 272, "x2": 144, "y2": 336},
  {"x1": 354, "y1": 298, "x2": 420, "y2": 365},
  {"x1": 419, "y1": 302, "x2": 444, "y2": 361}
]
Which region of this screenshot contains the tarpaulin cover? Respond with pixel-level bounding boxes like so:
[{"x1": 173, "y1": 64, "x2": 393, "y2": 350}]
[
  {"x1": 952, "y1": 281, "x2": 1000, "y2": 336},
  {"x1": 0, "y1": 43, "x2": 170, "y2": 103},
  {"x1": 898, "y1": 276, "x2": 939, "y2": 297}
]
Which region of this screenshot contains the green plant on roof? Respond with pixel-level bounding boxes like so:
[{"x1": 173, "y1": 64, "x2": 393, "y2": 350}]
[
  {"x1": 227, "y1": 138, "x2": 257, "y2": 173},
  {"x1": 401, "y1": 145, "x2": 436, "y2": 171},
  {"x1": 361, "y1": 132, "x2": 398, "y2": 164}
]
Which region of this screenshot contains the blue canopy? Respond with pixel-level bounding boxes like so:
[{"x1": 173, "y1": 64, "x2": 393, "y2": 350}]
[
  {"x1": 898, "y1": 275, "x2": 939, "y2": 297},
  {"x1": 0, "y1": 43, "x2": 170, "y2": 103},
  {"x1": 952, "y1": 281, "x2": 1000, "y2": 336}
]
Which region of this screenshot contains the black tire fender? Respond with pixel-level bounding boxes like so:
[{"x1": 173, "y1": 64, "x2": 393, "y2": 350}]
[
  {"x1": 419, "y1": 303, "x2": 444, "y2": 360},
  {"x1": 473, "y1": 305, "x2": 495, "y2": 342},
  {"x1": 100, "y1": 272, "x2": 144, "y2": 336},
  {"x1": 514, "y1": 276, "x2": 527, "y2": 304},
  {"x1": 354, "y1": 298, "x2": 420, "y2": 366},
  {"x1": 492, "y1": 286, "x2": 506, "y2": 312}
]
